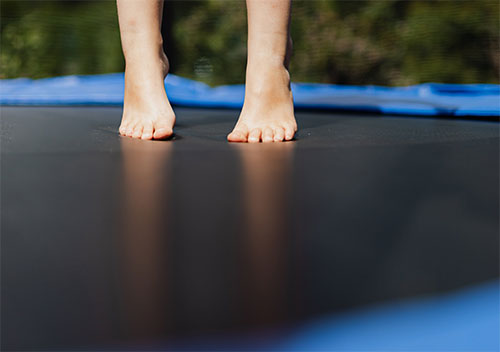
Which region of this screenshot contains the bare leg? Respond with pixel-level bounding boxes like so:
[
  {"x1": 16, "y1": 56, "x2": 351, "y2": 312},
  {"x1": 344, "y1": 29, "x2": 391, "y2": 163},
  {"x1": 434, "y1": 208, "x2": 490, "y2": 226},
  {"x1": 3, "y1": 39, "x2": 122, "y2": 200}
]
[
  {"x1": 228, "y1": 0, "x2": 297, "y2": 143},
  {"x1": 117, "y1": 0, "x2": 175, "y2": 140}
]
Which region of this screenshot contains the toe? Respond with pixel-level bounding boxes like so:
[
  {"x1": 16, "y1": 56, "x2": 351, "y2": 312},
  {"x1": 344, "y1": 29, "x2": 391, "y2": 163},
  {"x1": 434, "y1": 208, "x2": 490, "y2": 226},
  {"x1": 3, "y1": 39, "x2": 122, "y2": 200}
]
[
  {"x1": 132, "y1": 125, "x2": 143, "y2": 139},
  {"x1": 273, "y1": 127, "x2": 285, "y2": 142},
  {"x1": 284, "y1": 124, "x2": 295, "y2": 141},
  {"x1": 227, "y1": 128, "x2": 248, "y2": 142},
  {"x1": 141, "y1": 122, "x2": 154, "y2": 140},
  {"x1": 119, "y1": 123, "x2": 128, "y2": 136},
  {"x1": 125, "y1": 123, "x2": 136, "y2": 137},
  {"x1": 154, "y1": 128, "x2": 173, "y2": 139},
  {"x1": 248, "y1": 128, "x2": 262, "y2": 143},
  {"x1": 153, "y1": 123, "x2": 173, "y2": 139},
  {"x1": 262, "y1": 127, "x2": 274, "y2": 143}
]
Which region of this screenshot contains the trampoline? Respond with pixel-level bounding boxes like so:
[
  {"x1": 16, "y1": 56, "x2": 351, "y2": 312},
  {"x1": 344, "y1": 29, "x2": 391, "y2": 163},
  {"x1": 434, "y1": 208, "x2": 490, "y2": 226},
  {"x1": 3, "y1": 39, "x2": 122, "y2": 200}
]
[{"x1": 1, "y1": 75, "x2": 499, "y2": 351}]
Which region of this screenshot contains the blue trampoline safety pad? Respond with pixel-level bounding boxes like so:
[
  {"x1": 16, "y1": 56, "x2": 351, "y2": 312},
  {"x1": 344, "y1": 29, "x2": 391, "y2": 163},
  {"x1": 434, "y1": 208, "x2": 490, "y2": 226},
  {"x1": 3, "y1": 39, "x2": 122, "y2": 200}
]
[
  {"x1": 277, "y1": 280, "x2": 500, "y2": 351},
  {"x1": 1, "y1": 72, "x2": 499, "y2": 117}
]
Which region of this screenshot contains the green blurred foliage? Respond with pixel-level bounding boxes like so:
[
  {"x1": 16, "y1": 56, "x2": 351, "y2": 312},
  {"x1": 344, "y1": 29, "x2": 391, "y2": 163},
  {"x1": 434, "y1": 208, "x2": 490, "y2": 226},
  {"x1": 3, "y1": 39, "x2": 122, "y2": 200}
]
[
  {"x1": 1, "y1": 0, "x2": 498, "y2": 85},
  {"x1": 288, "y1": 0, "x2": 500, "y2": 85},
  {"x1": 1, "y1": 0, "x2": 124, "y2": 78},
  {"x1": 172, "y1": 1, "x2": 248, "y2": 85}
]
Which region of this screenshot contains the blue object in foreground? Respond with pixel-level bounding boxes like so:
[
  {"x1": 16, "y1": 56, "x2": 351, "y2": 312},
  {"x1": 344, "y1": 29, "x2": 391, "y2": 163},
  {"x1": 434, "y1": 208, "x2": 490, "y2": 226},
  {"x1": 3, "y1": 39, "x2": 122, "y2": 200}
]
[
  {"x1": 278, "y1": 280, "x2": 500, "y2": 351},
  {"x1": 1, "y1": 73, "x2": 499, "y2": 117}
]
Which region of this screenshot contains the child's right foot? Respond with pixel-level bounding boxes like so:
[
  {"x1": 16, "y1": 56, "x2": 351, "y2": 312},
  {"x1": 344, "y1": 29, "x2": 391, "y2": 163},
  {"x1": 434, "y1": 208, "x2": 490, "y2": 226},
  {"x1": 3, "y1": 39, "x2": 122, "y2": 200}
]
[{"x1": 119, "y1": 54, "x2": 175, "y2": 140}]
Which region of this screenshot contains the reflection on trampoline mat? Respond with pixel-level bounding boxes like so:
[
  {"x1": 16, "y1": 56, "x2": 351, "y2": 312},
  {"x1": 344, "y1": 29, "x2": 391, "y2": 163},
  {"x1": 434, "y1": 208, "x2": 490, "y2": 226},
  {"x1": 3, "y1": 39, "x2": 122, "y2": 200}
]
[{"x1": 1, "y1": 107, "x2": 499, "y2": 351}]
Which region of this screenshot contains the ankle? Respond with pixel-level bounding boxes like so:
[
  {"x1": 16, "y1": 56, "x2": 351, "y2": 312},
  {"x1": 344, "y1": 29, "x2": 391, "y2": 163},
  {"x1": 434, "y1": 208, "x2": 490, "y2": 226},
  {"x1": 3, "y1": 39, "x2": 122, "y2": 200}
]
[
  {"x1": 245, "y1": 60, "x2": 290, "y2": 90},
  {"x1": 125, "y1": 51, "x2": 169, "y2": 76}
]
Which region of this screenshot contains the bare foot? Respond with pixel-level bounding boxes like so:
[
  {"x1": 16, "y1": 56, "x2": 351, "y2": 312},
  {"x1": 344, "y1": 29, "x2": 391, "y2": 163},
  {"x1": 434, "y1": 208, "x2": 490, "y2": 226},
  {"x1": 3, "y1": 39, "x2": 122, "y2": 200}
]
[
  {"x1": 119, "y1": 53, "x2": 175, "y2": 140},
  {"x1": 228, "y1": 59, "x2": 297, "y2": 143}
]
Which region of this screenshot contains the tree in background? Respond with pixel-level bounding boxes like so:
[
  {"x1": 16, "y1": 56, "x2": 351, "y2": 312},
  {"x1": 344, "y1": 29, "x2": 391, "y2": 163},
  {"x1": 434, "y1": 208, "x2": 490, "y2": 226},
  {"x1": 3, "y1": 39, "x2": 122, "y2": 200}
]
[
  {"x1": 1, "y1": 0, "x2": 498, "y2": 86},
  {"x1": 1, "y1": 1, "x2": 124, "y2": 79}
]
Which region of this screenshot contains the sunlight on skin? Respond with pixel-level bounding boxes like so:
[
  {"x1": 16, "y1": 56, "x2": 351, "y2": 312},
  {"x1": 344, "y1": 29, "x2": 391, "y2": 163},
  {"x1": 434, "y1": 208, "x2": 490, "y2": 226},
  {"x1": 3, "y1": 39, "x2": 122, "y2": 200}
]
[
  {"x1": 117, "y1": 0, "x2": 175, "y2": 140},
  {"x1": 117, "y1": 138, "x2": 173, "y2": 337},
  {"x1": 116, "y1": 0, "x2": 296, "y2": 142},
  {"x1": 234, "y1": 142, "x2": 296, "y2": 322},
  {"x1": 228, "y1": 0, "x2": 298, "y2": 143}
]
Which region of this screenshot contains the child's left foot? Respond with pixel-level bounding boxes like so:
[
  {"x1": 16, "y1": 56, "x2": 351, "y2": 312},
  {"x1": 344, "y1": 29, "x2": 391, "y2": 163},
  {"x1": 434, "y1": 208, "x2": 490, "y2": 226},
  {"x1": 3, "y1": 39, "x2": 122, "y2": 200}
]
[{"x1": 228, "y1": 61, "x2": 297, "y2": 143}]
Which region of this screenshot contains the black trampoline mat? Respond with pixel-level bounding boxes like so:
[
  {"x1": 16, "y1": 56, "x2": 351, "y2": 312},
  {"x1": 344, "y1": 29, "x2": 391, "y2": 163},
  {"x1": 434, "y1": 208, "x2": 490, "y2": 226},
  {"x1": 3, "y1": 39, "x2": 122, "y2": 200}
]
[{"x1": 1, "y1": 107, "x2": 499, "y2": 350}]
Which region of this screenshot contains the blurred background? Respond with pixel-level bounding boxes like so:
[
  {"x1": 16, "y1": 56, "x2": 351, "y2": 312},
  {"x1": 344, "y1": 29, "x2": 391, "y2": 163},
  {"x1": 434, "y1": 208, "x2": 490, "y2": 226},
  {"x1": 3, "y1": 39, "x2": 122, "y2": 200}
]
[{"x1": 1, "y1": 0, "x2": 498, "y2": 86}]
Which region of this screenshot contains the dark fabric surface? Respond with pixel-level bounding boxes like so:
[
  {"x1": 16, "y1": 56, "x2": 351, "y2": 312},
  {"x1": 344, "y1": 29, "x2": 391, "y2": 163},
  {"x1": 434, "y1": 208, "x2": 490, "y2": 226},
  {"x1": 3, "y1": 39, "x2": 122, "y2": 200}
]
[{"x1": 1, "y1": 107, "x2": 498, "y2": 350}]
